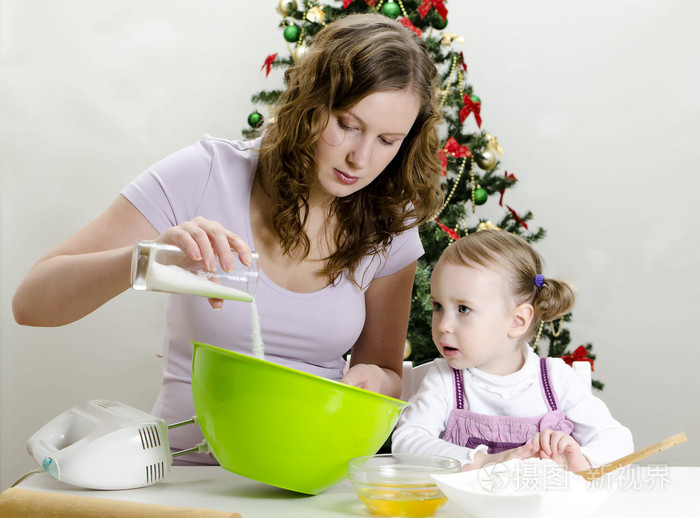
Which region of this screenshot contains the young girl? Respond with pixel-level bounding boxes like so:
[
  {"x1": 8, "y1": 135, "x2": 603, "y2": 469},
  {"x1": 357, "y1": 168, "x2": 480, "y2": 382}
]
[
  {"x1": 392, "y1": 230, "x2": 633, "y2": 471},
  {"x1": 13, "y1": 14, "x2": 443, "y2": 463}
]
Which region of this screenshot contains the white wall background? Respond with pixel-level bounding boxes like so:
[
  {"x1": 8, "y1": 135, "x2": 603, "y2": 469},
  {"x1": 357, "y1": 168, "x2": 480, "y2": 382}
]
[{"x1": 1, "y1": 0, "x2": 698, "y2": 489}]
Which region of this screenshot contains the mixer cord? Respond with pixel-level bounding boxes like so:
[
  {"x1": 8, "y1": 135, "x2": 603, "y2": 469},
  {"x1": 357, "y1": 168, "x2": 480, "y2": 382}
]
[{"x1": 10, "y1": 469, "x2": 43, "y2": 488}]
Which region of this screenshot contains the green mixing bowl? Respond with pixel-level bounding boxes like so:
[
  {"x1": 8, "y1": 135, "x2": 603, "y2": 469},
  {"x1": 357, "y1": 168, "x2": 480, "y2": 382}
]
[{"x1": 191, "y1": 342, "x2": 408, "y2": 494}]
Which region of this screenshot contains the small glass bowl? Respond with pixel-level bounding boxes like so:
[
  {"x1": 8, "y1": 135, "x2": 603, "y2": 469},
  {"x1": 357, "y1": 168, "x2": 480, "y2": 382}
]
[{"x1": 348, "y1": 453, "x2": 461, "y2": 517}]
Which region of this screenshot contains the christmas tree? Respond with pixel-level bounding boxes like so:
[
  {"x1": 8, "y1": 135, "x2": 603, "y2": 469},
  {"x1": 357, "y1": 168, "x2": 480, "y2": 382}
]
[{"x1": 244, "y1": 0, "x2": 602, "y2": 390}]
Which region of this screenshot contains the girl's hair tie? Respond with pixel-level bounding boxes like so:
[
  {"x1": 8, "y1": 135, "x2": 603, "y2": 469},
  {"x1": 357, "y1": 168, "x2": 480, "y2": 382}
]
[{"x1": 535, "y1": 274, "x2": 546, "y2": 288}]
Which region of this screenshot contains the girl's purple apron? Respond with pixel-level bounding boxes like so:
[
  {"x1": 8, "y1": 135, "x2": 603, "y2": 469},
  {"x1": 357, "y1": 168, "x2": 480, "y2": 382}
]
[{"x1": 443, "y1": 358, "x2": 574, "y2": 453}]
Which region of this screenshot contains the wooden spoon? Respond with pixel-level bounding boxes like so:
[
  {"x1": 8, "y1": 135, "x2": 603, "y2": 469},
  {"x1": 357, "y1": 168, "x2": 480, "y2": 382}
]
[{"x1": 574, "y1": 432, "x2": 687, "y2": 481}]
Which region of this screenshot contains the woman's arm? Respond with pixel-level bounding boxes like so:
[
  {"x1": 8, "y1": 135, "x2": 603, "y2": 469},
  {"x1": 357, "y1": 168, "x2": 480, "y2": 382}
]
[
  {"x1": 13, "y1": 194, "x2": 254, "y2": 327},
  {"x1": 12, "y1": 195, "x2": 159, "y2": 327},
  {"x1": 341, "y1": 260, "x2": 417, "y2": 399}
]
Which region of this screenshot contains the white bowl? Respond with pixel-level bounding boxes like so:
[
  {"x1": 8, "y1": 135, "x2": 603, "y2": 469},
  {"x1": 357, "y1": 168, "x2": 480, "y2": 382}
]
[{"x1": 431, "y1": 459, "x2": 613, "y2": 518}]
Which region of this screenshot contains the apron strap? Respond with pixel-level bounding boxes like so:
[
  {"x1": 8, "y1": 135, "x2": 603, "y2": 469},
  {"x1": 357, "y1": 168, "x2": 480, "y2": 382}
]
[
  {"x1": 539, "y1": 357, "x2": 558, "y2": 411},
  {"x1": 452, "y1": 368, "x2": 465, "y2": 410}
]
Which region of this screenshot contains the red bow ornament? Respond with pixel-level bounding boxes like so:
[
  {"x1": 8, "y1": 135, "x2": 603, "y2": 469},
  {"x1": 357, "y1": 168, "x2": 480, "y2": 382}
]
[
  {"x1": 459, "y1": 94, "x2": 482, "y2": 127},
  {"x1": 499, "y1": 171, "x2": 517, "y2": 207},
  {"x1": 437, "y1": 149, "x2": 447, "y2": 176},
  {"x1": 458, "y1": 52, "x2": 468, "y2": 72},
  {"x1": 561, "y1": 345, "x2": 595, "y2": 371},
  {"x1": 436, "y1": 219, "x2": 460, "y2": 241},
  {"x1": 444, "y1": 136, "x2": 472, "y2": 158},
  {"x1": 261, "y1": 53, "x2": 278, "y2": 77},
  {"x1": 418, "y1": 0, "x2": 448, "y2": 20},
  {"x1": 399, "y1": 17, "x2": 422, "y2": 37},
  {"x1": 506, "y1": 205, "x2": 528, "y2": 230},
  {"x1": 343, "y1": 0, "x2": 376, "y2": 8}
]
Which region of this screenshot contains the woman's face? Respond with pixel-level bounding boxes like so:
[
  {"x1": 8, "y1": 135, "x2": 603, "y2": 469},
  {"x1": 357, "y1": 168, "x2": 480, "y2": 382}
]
[{"x1": 312, "y1": 88, "x2": 421, "y2": 202}]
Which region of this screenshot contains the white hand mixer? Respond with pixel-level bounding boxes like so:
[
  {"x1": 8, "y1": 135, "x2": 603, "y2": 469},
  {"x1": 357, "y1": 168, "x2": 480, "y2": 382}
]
[{"x1": 26, "y1": 399, "x2": 207, "y2": 490}]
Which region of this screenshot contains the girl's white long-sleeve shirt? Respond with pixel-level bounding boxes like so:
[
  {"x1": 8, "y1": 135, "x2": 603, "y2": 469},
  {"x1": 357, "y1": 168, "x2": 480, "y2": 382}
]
[{"x1": 391, "y1": 347, "x2": 634, "y2": 467}]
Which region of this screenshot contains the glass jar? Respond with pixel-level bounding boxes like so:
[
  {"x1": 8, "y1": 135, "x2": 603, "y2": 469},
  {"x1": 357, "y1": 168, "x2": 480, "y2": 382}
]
[{"x1": 130, "y1": 241, "x2": 259, "y2": 301}]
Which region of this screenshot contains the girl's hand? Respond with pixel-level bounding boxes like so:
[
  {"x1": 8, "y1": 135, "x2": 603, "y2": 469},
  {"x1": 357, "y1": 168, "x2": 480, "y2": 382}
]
[
  {"x1": 157, "y1": 217, "x2": 252, "y2": 309},
  {"x1": 464, "y1": 441, "x2": 540, "y2": 471},
  {"x1": 532, "y1": 430, "x2": 591, "y2": 472}
]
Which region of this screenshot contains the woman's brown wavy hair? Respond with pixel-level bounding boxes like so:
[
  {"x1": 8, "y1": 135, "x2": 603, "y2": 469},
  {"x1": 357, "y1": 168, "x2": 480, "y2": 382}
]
[{"x1": 256, "y1": 13, "x2": 444, "y2": 286}]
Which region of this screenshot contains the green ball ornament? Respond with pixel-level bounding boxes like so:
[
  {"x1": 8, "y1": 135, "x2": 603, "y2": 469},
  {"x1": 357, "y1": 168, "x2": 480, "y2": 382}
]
[
  {"x1": 283, "y1": 24, "x2": 300, "y2": 43},
  {"x1": 470, "y1": 94, "x2": 482, "y2": 104},
  {"x1": 432, "y1": 15, "x2": 448, "y2": 30},
  {"x1": 473, "y1": 188, "x2": 488, "y2": 205},
  {"x1": 247, "y1": 111, "x2": 263, "y2": 128},
  {"x1": 381, "y1": 1, "x2": 401, "y2": 19}
]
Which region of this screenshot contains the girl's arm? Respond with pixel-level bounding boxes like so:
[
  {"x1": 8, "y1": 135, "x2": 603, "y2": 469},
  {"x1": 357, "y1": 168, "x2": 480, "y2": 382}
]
[
  {"x1": 552, "y1": 359, "x2": 635, "y2": 467},
  {"x1": 341, "y1": 261, "x2": 417, "y2": 399},
  {"x1": 391, "y1": 361, "x2": 490, "y2": 466},
  {"x1": 12, "y1": 195, "x2": 158, "y2": 327}
]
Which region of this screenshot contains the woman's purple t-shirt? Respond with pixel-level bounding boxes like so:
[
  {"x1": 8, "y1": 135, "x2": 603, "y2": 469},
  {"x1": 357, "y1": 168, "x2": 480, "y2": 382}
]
[{"x1": 121, "y1": 135, "x2": 424, "y2": 452}]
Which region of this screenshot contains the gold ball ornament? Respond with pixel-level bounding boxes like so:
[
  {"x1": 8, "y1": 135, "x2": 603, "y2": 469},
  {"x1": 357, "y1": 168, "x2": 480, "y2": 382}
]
[
  {"x1": 278, "y1": 0, "x2": 297, "y2": 16},
  {"x1": 292, "y1": 43, "x2": 308, "y2": 62},
  {"x1": 475, "y1": 150, "x2": 498, "y2": 170},
  {"x1": 404, "y1": 339, "x2": 412, "y2": 360}
]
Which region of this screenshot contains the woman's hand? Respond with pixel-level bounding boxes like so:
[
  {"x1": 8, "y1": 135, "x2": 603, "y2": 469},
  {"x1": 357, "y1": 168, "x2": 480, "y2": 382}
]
[
  {"x1": 341, "y1": 363, "x2": 399, "y2": 395},
  {"x1": 341, "y1": 262, "x2": 418, "y2": 399},
  {"x1": 532, "y1": 430, "x2": 591, "y2": 472},
  {"x1": 157, "y1": 217, "x2": 253, "y2": 309}
]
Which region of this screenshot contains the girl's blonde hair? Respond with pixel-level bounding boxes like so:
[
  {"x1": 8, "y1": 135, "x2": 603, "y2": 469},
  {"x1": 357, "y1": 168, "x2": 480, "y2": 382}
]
[
  {"x1": 440, "y1": 230, "x2": 575, "y2": 337},
  {"x1": 256, "y1": 13, "x2": 443, "y2": 285}
]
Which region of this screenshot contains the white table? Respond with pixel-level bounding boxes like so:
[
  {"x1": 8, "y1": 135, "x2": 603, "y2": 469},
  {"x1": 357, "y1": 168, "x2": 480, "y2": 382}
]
[{"x1": 9, "y1": 465, "x2": 700, "y2": 517}]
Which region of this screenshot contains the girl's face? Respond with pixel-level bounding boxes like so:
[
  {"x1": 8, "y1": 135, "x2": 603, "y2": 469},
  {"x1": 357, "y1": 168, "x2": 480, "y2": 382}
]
[
  {"x1": 430, "y1": 260, "x2": 523, "y2": 375},
  {"x1": 312, "y1": 89, "x2": 420, "y2": 203}
]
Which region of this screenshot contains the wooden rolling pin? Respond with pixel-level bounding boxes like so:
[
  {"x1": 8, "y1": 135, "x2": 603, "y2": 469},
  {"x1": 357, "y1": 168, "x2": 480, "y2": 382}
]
[
  {"x1": 575, "y1": 432, "x2": 687, "y2": 481},
  {"x1": 0, "y1": 488, "x2": 242, "y2": 518}
]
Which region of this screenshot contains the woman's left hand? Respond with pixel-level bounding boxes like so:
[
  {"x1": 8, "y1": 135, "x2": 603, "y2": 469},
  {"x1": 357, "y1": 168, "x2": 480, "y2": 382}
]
[
  {"x1": 340, "y1": 262, "x2": 417, "y2": 399},
  {"x1": 341, "y1": 363, "x2": 400, "y2": 396}
]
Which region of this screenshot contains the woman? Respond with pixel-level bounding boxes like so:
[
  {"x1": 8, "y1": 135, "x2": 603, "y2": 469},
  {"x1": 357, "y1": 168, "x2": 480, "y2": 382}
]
[{"x1": 13, "y1": 13, "x2": 443, "y2": 461}]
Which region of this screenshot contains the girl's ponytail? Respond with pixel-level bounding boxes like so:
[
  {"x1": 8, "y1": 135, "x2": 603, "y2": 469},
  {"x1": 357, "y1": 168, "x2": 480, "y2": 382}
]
[{"x1": 533, "y1": 277, "x2": 576, "y2": 323}]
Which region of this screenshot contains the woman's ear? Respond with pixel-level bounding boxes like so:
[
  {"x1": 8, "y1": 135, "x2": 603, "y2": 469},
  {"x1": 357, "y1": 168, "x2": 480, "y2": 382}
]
[{"x1": 508, "y1": 303, "x2": 535, "y2": 338}]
